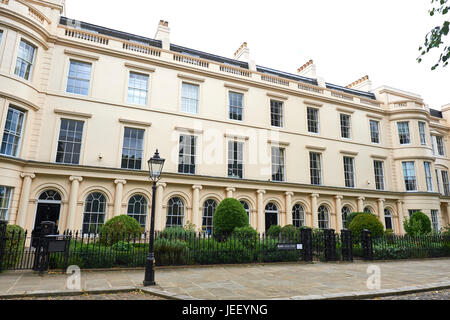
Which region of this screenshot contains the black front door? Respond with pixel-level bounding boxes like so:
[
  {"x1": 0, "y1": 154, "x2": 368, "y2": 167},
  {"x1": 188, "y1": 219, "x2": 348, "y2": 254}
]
[
  {"x1": 265, "y1": 213, "x2": 278, "y2": 232},
  {"x1": 34, "y1": 203, "x2": 61, "y2": 230}
]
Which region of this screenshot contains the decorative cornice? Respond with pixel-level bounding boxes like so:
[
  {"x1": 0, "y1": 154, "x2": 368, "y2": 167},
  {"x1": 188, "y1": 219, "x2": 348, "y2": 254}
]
[
  {"x1": 174, "y1": 126, "x2": 203, "y2": 134},
  {"x1": 54, "y1": 108, "x2": 92, "y2": 118},
  {"x1": 224, "y1": 83, "x2": 249, "y2": 92},
  {"x1": 124, "y1": 63, "x2": 155, "y2": 73},
  {"x1": 267, "y1": 92, "x2": 288, "y2": 100},
  {"x1": 177, "y1": 73, "x2": 205, "y2": 83},
  {"x1": 119, "y1": 118, "x2": 152, "y2": 127},
  {"x1": 64, "y1": 49, "x2": 99, "y2": 61},
  {"x1": 306, "y1": 145, "x2": 326, "y2": 151}
]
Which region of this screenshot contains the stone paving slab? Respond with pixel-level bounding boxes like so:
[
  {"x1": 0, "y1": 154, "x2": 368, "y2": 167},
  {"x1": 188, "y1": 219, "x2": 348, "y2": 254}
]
[{"x1": 0, "y1": 258, "x2": 449, "y2": 300}]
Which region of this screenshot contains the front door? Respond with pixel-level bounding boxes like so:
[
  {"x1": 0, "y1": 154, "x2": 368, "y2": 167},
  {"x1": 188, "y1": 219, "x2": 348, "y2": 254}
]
[
  {"x1": 34, "y1": 203, "x2": 61, "y2": 231},
  {"x1": 265, "y1": 212, "x2": 278, "y2": 232}
]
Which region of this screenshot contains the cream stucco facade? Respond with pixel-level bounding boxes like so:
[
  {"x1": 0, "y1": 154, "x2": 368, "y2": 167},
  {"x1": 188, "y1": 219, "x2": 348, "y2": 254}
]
[{"x1": 1, "y1": 0, "x2": 450, "y2": 234}]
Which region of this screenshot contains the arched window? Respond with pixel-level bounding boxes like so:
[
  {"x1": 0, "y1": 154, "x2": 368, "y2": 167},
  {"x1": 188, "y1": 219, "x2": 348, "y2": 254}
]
[
  {"x1": 384, "y1": 208, "x2": 393, "y2": 230},
  {"x1": 318, "y1": 205, "x2": 329, "y2": 229},
  {"x1": 39, "y1": 190, "x2": 62, "y2": 201},
  {"x1": 265, "y1": 202, "x2": 278, "y2": 232},
  {"x1": 363, "y1": 206, "x2": 372, "y2": 214},
  {"x1": 342, "y1": 206, "x2": 351, "y2": 226},
  {"x1": 240, "y1": 200, "x2": 251, "y2": 224},
  {"x1": 166, "y1": 197, "x2": 185, "y2": 228},
  {"x1": 127, "y1": 195, "x2": 147, "y2": 228},
  {"x1": 83, "y1": 192, "x2": 106, "y2": 234},
  {"x1": 202, "y1": 199, "x2": 218, "y2": 235},
  {"x1": 292, "y1": 203, "x2": 305, "y2": 228}
]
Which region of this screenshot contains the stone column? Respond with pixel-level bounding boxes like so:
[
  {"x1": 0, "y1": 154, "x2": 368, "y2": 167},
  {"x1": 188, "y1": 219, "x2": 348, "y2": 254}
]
[
  {"x1": 285, "y1": 192, "x2": 294, "y2": 226},
  {"x1": 257, "y1": 190, "x2": 266, "y2": 233},
  {"x1": 396, "y1": 200, "x2": 405, "y2": 234},
  {"x1": 357, "y1": 196, "x2": 365, "y2": 212},
  {"x1": 155, "y1": 182, "x2": 166, "y2": 231},
  {"x1": 310, "y1": 193, "x2": 319, "y2": 229},
  {"x1": 16, "y1": 172, "x2": 35, "y2": 228},
  {"x1": 335, "y1": 195, "x2": 343, "y2": 231},
  {"x1": 67, "y1": 176, "x2": 83, "y2": 231},
  {"x1": 446, "y1": 203, "x2": 450, "y2": 226},
  {"x1": 113, "y1": 179, "x2": 127, "y2": 217},
  {"x1": 226, "y1": 187, "x2": 235, "y2": 198},
  {"x1": 378, "y1": 198, "x2": 386, "y2": 228},
  {"x1": 192, "y1": 185, "x2": 202, "y2": 231}
]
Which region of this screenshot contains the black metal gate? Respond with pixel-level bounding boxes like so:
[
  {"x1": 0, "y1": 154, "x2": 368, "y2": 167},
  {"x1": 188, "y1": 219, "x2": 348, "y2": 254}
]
[{"x1": 0, "y1": 221, "x2": 71, "y2": 272}]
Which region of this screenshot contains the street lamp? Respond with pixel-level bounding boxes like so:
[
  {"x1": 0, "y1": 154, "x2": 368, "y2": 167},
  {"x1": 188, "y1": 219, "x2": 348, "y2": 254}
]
[{"x1": 143, "y1": 149, "x2": 165, "y2": 286}]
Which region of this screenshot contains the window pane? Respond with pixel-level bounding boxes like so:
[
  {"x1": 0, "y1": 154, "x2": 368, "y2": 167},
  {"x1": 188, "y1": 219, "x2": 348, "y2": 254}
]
[
  {"x1": 1, "y1": 107, "x2": 25, "y2": 157},
  {"x1": 127, "y1": 72, "x2": 149, "y2": 105},
  {"x1": 370, "y1": 120, "x2": 380, "y2": 143},
  {"x1": 374, "y1": 160, "x2": 385, "y2": 190},
  {"x1": 0, "y1": 186, "x2": 13, "y2": 221},
  {"x1": 340, "y1": 114, "x2": 351, "y2": 139},
  {"x1": 402, "y1": 162, "x2": 417, "y2": 191},
  {"x1": 229, "y1": 92, "x2": 243, "y2": 121},
  {"x1": 66, "y1": 60, "x2": 92, "y2": 95},
  {"x1": 307, "y1": 107, "x2": 319, "y2": 133},
  {"x1": 14, "y1": 40, "x2": 36, "y2": 80},
  {"x1": 271, "y1": 147, "x2": 285, "y2": 181},
  {"x1": 343, "y1": 157, "x2": 355, "y2": 188},
  {"x1": 397, "y1": 122, "x2": 410, "y2": 144},
  {"x1": 228, "y1": 141, "x2": 243, "y2": 178},
  {"x1": 82, "y1": 192, "x2": 106, "y2": 234},
  {"x1": 56, "y1": 119, "x2": 84, "y2": 164},
  {"x1": 309, "y1": 152, "x2": 322, "y2": 185},
  {"x1": 178, "y1": 135, "x2": 196, "y2": 174},
  {"x1": 181, "y1": 83, "x2": 199, "y2": 114},
  {"x1": 418, "y1": 122, "x2": 427, "y2": 145},
  {"x1": 121, "y1": 127, "x2": 144, "y2": 170},
  {"x1": 270, "y1": 100, "x2": 283, "y2": 127}
]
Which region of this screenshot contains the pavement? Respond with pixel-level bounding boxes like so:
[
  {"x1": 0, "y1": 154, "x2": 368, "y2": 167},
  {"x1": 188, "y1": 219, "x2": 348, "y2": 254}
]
[{"x1": 0, "y1": 258, "x2": 450, "y2": 300}]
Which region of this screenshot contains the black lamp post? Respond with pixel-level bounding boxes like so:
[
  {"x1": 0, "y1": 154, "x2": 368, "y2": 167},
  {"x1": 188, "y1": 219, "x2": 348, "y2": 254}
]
[{"x1": 143, "y1": 149, "x2": 165, "y2": 286}]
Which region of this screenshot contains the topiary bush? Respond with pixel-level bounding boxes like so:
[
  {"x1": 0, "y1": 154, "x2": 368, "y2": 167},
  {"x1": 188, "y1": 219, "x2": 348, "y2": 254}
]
[
  {"x1": 348, "y1": 213, "x2": 384, "y2": 238},
  {"x1": 99, "y1": 215, "x2": 142, "y2": 245},
  {"x1": 266, "y1": 225, "x2": 282, "y2": 238},
  {"x1": 403, "y1": 211, "x2": 432, "y2": 236},
  {"x1": 161, "y1": 226, "x2": 195, "y2": 239},
  {"x1": 213, "y1": 198, "x2": 249, "y2": 239},
  {"x1": 281, "y1": 225, "x2": 300, "y2": 240},
  {"x1": 233, "y1": 226, "x2": 258, "y2": 248},
  {"x1": 344, "y1": 212, "x2": 373, "y2": 228}
]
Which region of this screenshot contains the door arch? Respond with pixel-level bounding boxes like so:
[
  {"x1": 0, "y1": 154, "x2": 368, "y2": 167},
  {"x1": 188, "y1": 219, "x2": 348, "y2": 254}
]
[{"x1": 33, "y1": 189, "x2": 62, "y2": 231}]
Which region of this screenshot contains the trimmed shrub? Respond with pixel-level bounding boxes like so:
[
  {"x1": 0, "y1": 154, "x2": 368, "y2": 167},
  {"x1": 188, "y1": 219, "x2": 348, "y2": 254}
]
[
  {"x1": 403, "y1": 211, "x2": 432, "y2": 236},
  {"x1": 213, "y1": 198, "x2": 249, "y2": 239},
  {"x1": 266, "y1": 225, "x2": 282, "y2": 238},
  {"x1": 348, "y1": 213, "x2": 384, "y2": 238},
  {"x1": 2, "y1": 225, "x2": 25, "y2": 270},
  {"x1": 161, "y1": 226, "x2": 195, "y2": 239},
  {"x1": 344, "y1": 212, "x2": 373, "y2": 228},
  {"x1": 281, "y1": 225, "x2": 300, "y2": 240},
  {"x1": 154, "y1": 238, "x2": 188, "y2": 266},
  {"x1": 233, "y1": 226, "x2": 258, "y2": 248},
  {"x1": 99, "y1": 215, "x2": 142, "y2": 245}
]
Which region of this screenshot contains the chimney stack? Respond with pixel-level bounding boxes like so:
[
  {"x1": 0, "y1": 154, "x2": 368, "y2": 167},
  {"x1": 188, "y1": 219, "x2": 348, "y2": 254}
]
[
  {"x1": 346, "y1": 75, "x2": 372, "y2": 92},
  {"x1": 155, "y1": 20, "x2": 170, "y2": 50},
  {"x1": 233, "y1": 42, "x2": 256, "y2": 71},
  {"x1": 297, "y1": 59, "x2": 316, "y2": 78}
]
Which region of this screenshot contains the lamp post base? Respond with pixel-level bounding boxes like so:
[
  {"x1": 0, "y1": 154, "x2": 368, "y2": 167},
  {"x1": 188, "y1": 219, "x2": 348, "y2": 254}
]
[{"x1": 143, "y1": 280, "x2": 156, "y2": 286}]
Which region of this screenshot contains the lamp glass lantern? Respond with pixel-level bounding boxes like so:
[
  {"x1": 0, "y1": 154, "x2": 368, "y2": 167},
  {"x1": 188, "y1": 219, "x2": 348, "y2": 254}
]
[{"x1": 148, "y1": 149, "x2": 165, "y2": 182}]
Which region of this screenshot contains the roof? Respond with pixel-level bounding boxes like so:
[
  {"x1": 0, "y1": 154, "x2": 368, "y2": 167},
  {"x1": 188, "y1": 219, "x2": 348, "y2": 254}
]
[{"x1": 59, "y1": 16, "x2": 377, "y2": 100}]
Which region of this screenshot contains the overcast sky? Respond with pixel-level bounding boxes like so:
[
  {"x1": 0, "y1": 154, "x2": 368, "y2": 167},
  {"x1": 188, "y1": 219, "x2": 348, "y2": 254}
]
[{"x1": 65, "y1": 0, "x2": 448, "y2": 109}]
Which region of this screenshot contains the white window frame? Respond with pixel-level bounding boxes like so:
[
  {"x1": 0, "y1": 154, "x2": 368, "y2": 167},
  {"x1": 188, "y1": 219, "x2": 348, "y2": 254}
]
[
  {"x1": 418, "y1": 121, "x2": 427, "y2": 145},
  {"x1": 127, "y1": 71, "x2": 149, "y2": 106},
  {"x1": 0, "y1": 106, "x2": 26, "y2": 158},
  {"x1": 180, "y1": 82, "x2": 200, "y2": 114}
]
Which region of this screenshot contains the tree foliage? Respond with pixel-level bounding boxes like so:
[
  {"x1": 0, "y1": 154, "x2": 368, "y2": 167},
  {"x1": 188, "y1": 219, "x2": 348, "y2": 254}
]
[
  {"x1": 213, "y1": 198, "x2": 249, "y2": 239},
  {"x1": 418, "y1": 0, "x2": 450, "y2": 70},
  {"x1": 403, "y1": 211, "x2": 432, "y2": 236}
]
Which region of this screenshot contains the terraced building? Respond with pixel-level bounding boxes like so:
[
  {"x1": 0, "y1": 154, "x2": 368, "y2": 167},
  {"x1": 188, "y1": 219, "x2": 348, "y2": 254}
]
[{"x1": 0, "y1": 0, "x2": 449, "y2": 235}]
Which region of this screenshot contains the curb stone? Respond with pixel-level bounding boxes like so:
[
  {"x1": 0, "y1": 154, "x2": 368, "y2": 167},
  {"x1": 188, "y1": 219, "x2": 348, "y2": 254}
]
[{"x1": 286, "y1": 282, "x2": 450, "y2": 300}]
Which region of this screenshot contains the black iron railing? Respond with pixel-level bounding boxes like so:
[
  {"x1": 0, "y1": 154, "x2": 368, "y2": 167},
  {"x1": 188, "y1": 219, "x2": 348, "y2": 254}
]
[{"x1": 1, "y1": 226, "x2": 449, "y2": 271}]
